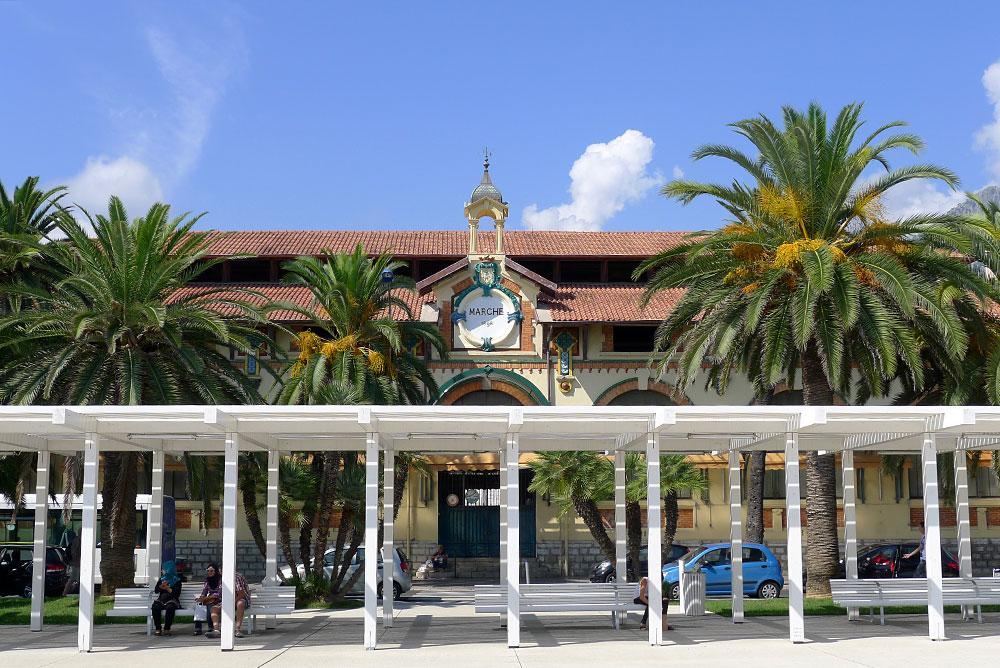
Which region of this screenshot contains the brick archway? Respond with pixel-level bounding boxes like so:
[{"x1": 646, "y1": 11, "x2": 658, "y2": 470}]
[
  {"x1": 438, "y1": 379, "x2": 538, "y2": 406},
  {"x1": 594, "y1": 379, "x2": 691, "y2": 406}
]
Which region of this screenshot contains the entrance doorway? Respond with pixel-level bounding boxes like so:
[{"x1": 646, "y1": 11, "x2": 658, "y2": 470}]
[{"x1": 437, "y1": 470, "x2": 536, "y2": 557}]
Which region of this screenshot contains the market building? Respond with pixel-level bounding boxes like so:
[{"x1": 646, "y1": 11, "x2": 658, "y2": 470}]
[{"x1": 5, "y1": 160, "x2": 1000, "y2": 582}]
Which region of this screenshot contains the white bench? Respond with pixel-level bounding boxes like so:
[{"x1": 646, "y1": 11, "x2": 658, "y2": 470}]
[
  {"x1": 473, "y1": 583, "x2": 645, "y2": 629},
  {"x1": 248, "y1": 585, "x2": 297, "y2": 634},
  {"x1": 106, "y1": 586, "x2": 201, "y2": 635},
  {"x1": 830, "y1": 578, "x2": 1000, "y2": 625}
]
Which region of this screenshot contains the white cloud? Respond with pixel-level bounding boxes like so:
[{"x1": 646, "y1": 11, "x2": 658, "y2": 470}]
[
  {"x1": 877, "y1": 178, "x2": 966, "y2": 219},
  {"x1": 59, "y1": 16, "x2": 246, "y2": 220},
  {"x1": 672, "y1": 165, "x2": 685, "y2": 179},
  {"x1": 976, "y1": 59, "x2": 1000, "y2": 181},
  {"x1": 64, "y1": 156, "x2": 164, "y2": 221},
  {"x1": 522, "y1": 129, "x2": 660, "y2": 231}
]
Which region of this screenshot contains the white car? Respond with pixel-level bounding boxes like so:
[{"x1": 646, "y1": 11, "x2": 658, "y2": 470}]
[{"x1": 280, "y1": 546, "x2": 412, "y2": 600}]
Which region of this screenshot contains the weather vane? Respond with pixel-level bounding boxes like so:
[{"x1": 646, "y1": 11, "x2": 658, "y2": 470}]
[{"x1": 483, "y1": 146, "x2": 491, "y2": 170}]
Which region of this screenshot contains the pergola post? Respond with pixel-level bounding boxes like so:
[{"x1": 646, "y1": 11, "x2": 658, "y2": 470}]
[
  {"x1": 954, "y1": 447, "x2": 973, "y2": 580},
  {"x1": 841, "y1": 449, "x2": 859, "y2": 621},
  {"x1": 30, "y1": 449, "x2": 50, "y2": 632},
  {"x1": 922, "y1": 433, "x2": 945, "y2": 641},
  {"x1": 383, "y1": 447, "x2": 395, "y2": 628},
  {"x1": 505, "y1": 432, "x2": 521, "y2": 648},
  {"x1": 728, "y1": 448, "x2": 744, "y2": 623},
  {"x1": 265, "y1": 449, "x2": 280, "y2": 584},
  {"x1": 147, "y1": 450, "x2": 165, "y2": 586},
  {"x1": 785, "y1": 432, "x2": 805, "y2": 643},
  {"x1": 220, "y1": 433, "x2": 239, "y2": 651},
  {"x1": 615, "y1": 449, "x2": 626, "y2": 586},
  {"x1": 646, "y1": 432, "x2": 663, "y2": 646},
  {"x1": 264, "y1": 449, "x2": 279, "y2": 629},
  {"x1": 77, "y1": 434, "x2": 99, "y2": 652},
  {"x1": 364, "y1": 432, "x2": 379, "y2": 650},
  {"x1": 499, "y1": 447, "x2": 507, "y2": 627}
]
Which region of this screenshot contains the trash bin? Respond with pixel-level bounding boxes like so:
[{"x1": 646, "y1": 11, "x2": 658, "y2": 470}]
[{"x1": 678, "y1": 559, "x2": 706, "y2": 616}]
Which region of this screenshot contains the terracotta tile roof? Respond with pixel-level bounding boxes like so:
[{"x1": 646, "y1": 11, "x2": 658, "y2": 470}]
[
  {"x1": 540, "y1": 283, "x2": 684, "y2": 322},
  {"x1": 200, "y1": 230, "x2": 688, "y2": 258},
  {"x1": 169, "y1": 284, "x2": 436, "y2": 322}
]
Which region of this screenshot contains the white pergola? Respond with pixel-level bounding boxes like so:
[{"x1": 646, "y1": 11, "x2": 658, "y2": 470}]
[{"x1": 1, "y1": 404, "x2": 997, "y2": 651}]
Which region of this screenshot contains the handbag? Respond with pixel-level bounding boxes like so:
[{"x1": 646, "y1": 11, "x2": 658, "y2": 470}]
[{"x1": 194, "y1": 603, "x2": 209, "y2": 622}]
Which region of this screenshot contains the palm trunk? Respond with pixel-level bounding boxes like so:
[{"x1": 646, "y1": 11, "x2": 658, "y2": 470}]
[
  {"x1": 572, "y1": 496, "x2": 616, "y2": 563},
  {"x1": 298, "y1": 457, "x2": 322, "y2": 578},
  {"x1": 664, "y1": 490, "x2": 679, "y2": 552},
  {"x1": 278, "y1": 508, "x2": 298, "y2": 582},
  {"x1": 393, "y1": 458, "x2": 408, "y2": 522},
  {"x1": 239, "y1": 465, "x2": 267, "y2": 558},
  {"x1": 312, "y1": 452, "x2": 341, "y2": 573},
  {"x1": 625, "y1": 500, "x2": 642, "y2": 581},
  {"x1": 99, "y1": 452, "x2": 139, "y2": 594},
  {"x1": 802, "y1": 339, "x2": 840, "y2": 597},
  {"x1": 745, "y1": 451, "x2": 766, "y2": 544}
]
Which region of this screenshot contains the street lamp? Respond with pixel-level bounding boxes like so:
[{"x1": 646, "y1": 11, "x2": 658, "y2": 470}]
[{"x1": 381, "y1": 268, "x2": 394, "y2": 321}]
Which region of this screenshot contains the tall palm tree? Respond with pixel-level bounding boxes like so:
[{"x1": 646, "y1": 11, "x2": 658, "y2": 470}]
[
  {"x1": 0, "y1": 177, "x2": 68, "y2": 296},
  {"x1": 0, "y1": 198, "x2": 270, "y2": 593},
  {"x1": 529, "y1": 452, "x2": 616, "y2": 562},
  {"x1": 640, "y1": 103, "x2": 999, "y2": 596},
  {"x1": 275, "y1": 245, "x2": 446, "y2": 406}
]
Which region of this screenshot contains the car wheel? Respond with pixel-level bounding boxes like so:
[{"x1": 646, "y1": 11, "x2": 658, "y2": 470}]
[
  {"x1": 669, "y1": 582, "x2": 680, "y2": 601},
  {"x1": 604, "y1": 573, "x2": 617, "y2": 583},
  {"x1": 757, "y1": 581, "x2": 780, "y2": 599},
  {"x1": 393, "y1": 582, "x2": 402, "y2": 601}
]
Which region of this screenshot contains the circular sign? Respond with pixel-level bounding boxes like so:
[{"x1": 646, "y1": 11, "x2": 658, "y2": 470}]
[
  {"x1": 465, "y1": 294, "x2": 514, "y2": 342},
  {"x1": 465, "y1": 489, "x2": 481, "y2": 506},
  {"x1": 446, "y1": 493, "x2": 460, "y2": 507}
]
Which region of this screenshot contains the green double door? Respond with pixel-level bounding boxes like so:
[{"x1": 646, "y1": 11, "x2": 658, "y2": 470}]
[{"x1": 438, "y1": 470, "x2": 536, "y2": 558}]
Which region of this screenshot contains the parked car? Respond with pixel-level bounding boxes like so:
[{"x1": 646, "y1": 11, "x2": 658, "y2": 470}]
[
  {"x1": 0, "y1": 544, "x2": 68, "y2": 598},
  {"x1": 589, "y1": 544, "x2": 691, "y2": 583},
  {"x1": 661, "y1": 542, "x2": 785, "y2": 600},
  {"x1": 852, "y1": 543, "x2": 960, "y2": 579},
  {"x1": 279, "y1": 546, "x2": 412, "y2": 600}
]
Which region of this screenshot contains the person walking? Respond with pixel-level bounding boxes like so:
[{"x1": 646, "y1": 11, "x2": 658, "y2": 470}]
[{"x1": 150, "y1": 561, "x2": 182, "y2": 636}]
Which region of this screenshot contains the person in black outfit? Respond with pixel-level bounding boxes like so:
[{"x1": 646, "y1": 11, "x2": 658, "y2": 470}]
[{"x1": 151, "y1": 561, "x2": 182, "y2": 636}]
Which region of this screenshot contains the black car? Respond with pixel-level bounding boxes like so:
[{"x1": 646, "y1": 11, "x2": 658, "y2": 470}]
[
  {"x1": 589, "y1": 544, "x2": 691, "y2": 583},
  {"x1": 0, "y1": 544, "x2": 68, "y2": 598},
  {"x1": 853, "y1": 543, "x2": 960, "y2": 579}
]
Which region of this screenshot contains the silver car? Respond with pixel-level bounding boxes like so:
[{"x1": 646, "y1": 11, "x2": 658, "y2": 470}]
[{"x1": 280, "y1": 546, "x2": 412, "y2": 600}]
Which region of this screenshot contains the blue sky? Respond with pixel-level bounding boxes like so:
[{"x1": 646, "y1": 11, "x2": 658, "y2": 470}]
[{"x1": 4, "y1": 1, "x2": 1000, "y2": 234}]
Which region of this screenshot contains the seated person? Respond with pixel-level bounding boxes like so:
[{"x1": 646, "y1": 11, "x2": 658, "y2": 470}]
[
  {"x1": 634, "y1": 576, "x2": 672, "y2": 631},
  {"x1": 430, "y1": 545, "x2": 449, "y2": 571},
  {"x1": 194, "y1": 563, "x2": 220, "y2": 636},
  {"x1": 207, "y1": 569, "x2": 252, "y2": 638},
  {"x1": 151, "y1": 561, "x2": 182, "y2": 636}
]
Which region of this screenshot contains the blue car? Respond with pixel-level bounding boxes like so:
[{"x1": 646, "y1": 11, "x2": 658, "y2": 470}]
[{"x1": 662, "y1": 542, "x2": 784, "y2": 600}]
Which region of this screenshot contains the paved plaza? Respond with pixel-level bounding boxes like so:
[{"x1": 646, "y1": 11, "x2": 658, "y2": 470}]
[{"x1": 2, "y1": 587, "x2": 999, "y2": 668}]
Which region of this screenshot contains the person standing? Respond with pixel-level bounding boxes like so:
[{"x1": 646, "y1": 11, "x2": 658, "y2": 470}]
[
  {"x1": 904, "y1": 522, "x2": 927, "y2": 576},
  {"x1": 150, "y1": 561, "x2": 182, "y2": 636}
]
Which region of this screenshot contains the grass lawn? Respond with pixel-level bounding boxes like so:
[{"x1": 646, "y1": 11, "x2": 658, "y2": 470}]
[
  {"x1": 0, "y1": 596, "x2": 145, "y2": 625},
  {"x1": 0, "y1": 594, "x2": 362, "y2": 625},
  {"x1": 297, "y1": 598, "x2": 363, "y2": 610},
  {"x1": 705, "y1": 597, "x2": 1000, "y2": 618}
]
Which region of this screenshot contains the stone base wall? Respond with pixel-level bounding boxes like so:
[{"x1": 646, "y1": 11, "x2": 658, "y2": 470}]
[{"x1": 176, "y1": 540, "x2": 266, "y2": 583}]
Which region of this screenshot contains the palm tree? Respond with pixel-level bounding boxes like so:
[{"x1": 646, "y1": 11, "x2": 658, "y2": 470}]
[
  {"x1": 640, "y1": 103, "x2": 999, "y2": 596},
  {"x1": 275, "y1": 245, "x2": 446, "y2": 406},
  {"x1": 0, "y1": 177, "x2": 68, "y2": 300},
  {"x1": 0, "y1": 198, "x2": 270, "y2": 593},
  {"x1": 529, "y1": 452, "x2": 617, "y2": 562}
]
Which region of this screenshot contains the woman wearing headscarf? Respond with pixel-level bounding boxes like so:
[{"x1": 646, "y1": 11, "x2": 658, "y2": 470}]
[
  {"x1": 151, "y1": 560, "x2": 182, "y2": 636},
  {"x1": 194, "y1": 563, "x2": 221, "y2": 636}
]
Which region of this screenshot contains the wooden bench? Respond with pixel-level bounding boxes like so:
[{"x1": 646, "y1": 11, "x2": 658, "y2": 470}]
[
  {"x1": 106, "y1": 586, "x2": 201, "y2": 635},
  {"x1": 473, "y1": 583, "x2": 645, "y2": 629},
  {"x1": 830, "y1": 578, "x2": 1000, "y2": 625},
  {"x1": 248, "y1": 585, "x2": 297, "y2": 634}
]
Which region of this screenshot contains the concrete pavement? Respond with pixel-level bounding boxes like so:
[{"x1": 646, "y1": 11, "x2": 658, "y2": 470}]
[{"x1": 2, "y1": 590, "x2": 998, "y2": 667}]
